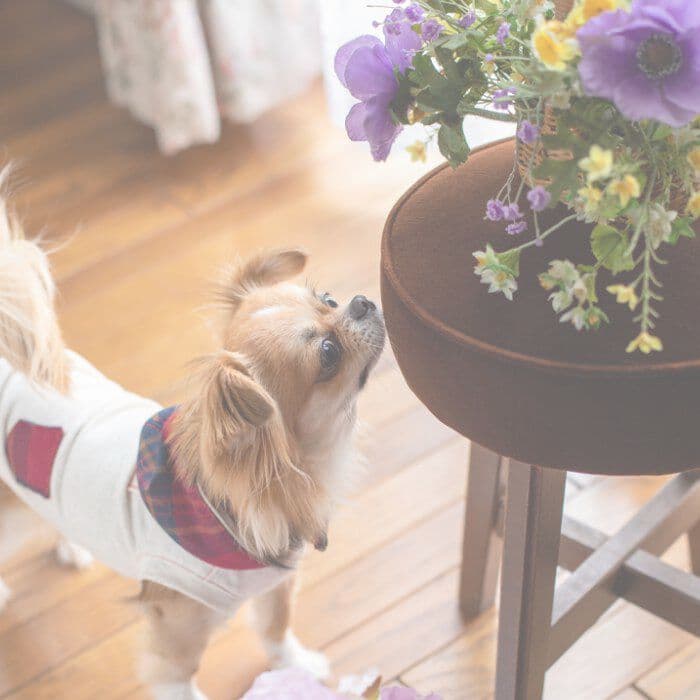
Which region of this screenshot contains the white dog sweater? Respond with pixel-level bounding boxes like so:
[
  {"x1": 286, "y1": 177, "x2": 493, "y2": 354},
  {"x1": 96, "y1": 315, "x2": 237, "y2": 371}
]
[{"x1": 0, "y1": 352, "x2": 294, "y2": 613}]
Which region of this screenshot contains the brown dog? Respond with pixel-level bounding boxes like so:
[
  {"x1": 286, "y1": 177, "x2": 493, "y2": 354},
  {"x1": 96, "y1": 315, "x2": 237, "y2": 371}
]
[{"x1": 0, "y1": 169, "x2": 385, "y2": 699}]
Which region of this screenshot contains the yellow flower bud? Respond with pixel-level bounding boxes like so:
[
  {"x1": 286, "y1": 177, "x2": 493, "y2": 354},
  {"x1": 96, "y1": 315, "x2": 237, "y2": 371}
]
[
  {"x1": 626, "y1": 331, "x2": 663, "y2": 354},
  {"x1": 406, "y1": 141, "x2": 427, "y2": 163},
  {"x1": 688, "y1": 147, "x2": 700, "y2": 175},
  {"x1": 607, "y1": 174, "x2": 641, "y2": 207},
  {"x1": 606, "y1": 284, "x2": 639, "y2": 311},
  {"x1": 579, "y1": 145, "x2": 614, "y2": 182},
  {"x1": 687, "y1": 191, "x2": 700, "y2": 219}
]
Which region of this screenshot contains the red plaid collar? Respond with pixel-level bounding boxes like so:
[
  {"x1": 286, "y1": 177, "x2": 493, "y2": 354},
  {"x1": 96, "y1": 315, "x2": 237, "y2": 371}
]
[{"x1": 136, "y1": 407, "x2": 266, "y2": 571}]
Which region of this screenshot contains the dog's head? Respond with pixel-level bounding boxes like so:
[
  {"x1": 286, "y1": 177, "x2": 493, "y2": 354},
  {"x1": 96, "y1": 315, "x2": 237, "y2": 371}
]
[{"x1": 170, "y1": 249, "x2": 384, "y2": 561}]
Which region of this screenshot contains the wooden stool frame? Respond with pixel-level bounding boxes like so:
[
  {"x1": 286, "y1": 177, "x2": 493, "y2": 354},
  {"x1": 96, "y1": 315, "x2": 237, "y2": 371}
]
[{"x1": 460, "y1": 442, "x2": 700, "y2": 700}]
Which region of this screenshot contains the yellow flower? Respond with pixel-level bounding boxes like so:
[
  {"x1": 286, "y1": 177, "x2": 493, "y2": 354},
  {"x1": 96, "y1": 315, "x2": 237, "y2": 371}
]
[
  {"x1": 607, "y1": 284, "x2": 639, "y2": 311},
  {"x1": 687, "y1": 191, "x2": 700, "y2": 219},
  {"x1": 406, "y1": 141, "x2": 427, "y2": 163},
  {"x1": 566, "y1": 0, "x2": 627, "y2": 30},
  {"x1": 626, "y1": 331, "x2": 663, "y2": 354},
  {"x1": 579, "y1": 145, "x2": 614, "y2": 182},
  {"x1": 577, "y1": 185, "x2": 603, "y2": 203},
  {"x1": 687, "y1": 147, "x2": 700, "y2": 175},
  {"x1": 532, "y1": 21, "x2": 578, "y2": 70},
  {"x1": 607, "y1": 174, "x2": 641, "y2": 207}
]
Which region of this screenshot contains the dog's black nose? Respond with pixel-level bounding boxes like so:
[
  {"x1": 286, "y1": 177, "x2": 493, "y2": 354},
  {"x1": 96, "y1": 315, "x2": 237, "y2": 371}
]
[{"x1": 349, "y1": 295, "x2": 375, "y2": 320}]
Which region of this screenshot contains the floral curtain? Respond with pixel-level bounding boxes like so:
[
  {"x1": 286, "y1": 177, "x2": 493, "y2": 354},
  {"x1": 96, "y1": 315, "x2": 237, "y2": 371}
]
[{"x1": 86, "y1": 0, "x2": 320, "y2": 154}]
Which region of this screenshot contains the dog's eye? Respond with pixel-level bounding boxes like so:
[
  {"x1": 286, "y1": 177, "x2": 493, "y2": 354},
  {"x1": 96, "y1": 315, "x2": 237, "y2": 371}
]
[
  {"x1": 321, "y1": 292, "x2": 338, "y2": 308},
  {"x1": 320, "y1": 338, "x2": 341, "y2": 369}
]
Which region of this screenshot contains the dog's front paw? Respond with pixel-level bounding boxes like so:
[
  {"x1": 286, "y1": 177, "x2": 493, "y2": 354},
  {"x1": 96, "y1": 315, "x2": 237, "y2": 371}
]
[
  {"x1": 56, "y1": 539, "x2": 94, "y2": 570},
  {"x1": 0, "y1": 578, "x2": 11, "y2": 612},
  {"x1": 266, "y1": 631, "x2": 330, "y2": 679},
  {"x1": 151, "y1": 680, "x2": 208, "y2": 700}
]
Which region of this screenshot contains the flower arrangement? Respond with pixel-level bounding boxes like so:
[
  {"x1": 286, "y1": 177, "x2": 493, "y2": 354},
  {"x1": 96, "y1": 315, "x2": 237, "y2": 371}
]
[{"x1": 335, "y1": 0, "x2": 700, "y2": 353}]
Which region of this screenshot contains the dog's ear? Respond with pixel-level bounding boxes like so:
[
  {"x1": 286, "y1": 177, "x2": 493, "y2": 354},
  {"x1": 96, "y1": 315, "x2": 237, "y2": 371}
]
[
  {"x1": 200, "y1": 351, "x2": 275, "y2": 451},
  {"x1": 218, "y1": 248, "x2": 307, "y2": 311}
]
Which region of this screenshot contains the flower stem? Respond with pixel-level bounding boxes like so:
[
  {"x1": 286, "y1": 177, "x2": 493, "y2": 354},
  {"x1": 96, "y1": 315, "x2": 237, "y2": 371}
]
[
  {"x1": 465, "y1": 107, "x2": 518, "y2": 122},
  {"x1": 510, "y1": 213, "x2": 578, "y2": 254}
]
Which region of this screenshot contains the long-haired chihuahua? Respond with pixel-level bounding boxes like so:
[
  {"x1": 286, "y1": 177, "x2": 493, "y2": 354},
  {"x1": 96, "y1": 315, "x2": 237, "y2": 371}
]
[{"x1": 0, "y1": 168, "x2": 385, "y2": 700}]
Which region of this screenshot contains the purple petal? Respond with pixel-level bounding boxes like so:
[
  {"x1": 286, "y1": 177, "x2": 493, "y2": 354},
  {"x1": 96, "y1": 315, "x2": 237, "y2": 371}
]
[
  {"x1": 334, "y1": 35, "x2": 383, "y2": 88},
  {"x1": 363, "y1": 96, "x2": 402, "y2": 161},
  {"x1": 662, "y1": 37, "x2": 700, "y2": 113},
  {"x1": 345, "y1": 102, "x2": 369, "y2": 141},
  {"x1": 343, "y1": 44, "x2": 396, "y2": 101},
  {"x1": 612, "y1": 74, "x2": 692, "y2": 126},
  {"x1": 384, "y1": 19, "x2": 422, "y2": 72}
]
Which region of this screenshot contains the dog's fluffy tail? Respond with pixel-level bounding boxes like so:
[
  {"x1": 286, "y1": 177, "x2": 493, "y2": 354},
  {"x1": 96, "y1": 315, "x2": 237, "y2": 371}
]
[{"x1": 0, "y1": 166, "x2": 67, "y2": 392}]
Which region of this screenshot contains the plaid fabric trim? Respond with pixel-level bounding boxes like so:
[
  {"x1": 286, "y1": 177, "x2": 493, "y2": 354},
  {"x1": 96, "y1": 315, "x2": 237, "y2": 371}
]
[
  {"x1": 5, "y1": 420, "x2": 64, "y2": 498},
  {"x1": 136, "y1": 407, "x2": 265, "y2": 571}
]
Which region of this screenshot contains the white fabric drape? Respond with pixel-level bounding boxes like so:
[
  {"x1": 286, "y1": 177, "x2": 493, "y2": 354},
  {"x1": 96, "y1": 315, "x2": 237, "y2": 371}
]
[{"x1": 86, "y1": 0, "x2": 320, "y2": 154}]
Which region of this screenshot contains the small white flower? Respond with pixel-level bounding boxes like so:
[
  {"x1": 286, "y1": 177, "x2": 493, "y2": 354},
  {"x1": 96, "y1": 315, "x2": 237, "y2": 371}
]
[
  {"x1": 646, "y1": 204, "x2": 677, "y2": 249},
  {"x1": 547, "y1": 260, "x2": 579, "y2": 287},
  {"x1": 572, "y1": 277, "x2": 588, "y2": 303},
  {"x1": 560, "y1": 305, "x2": 586, "y2": 331},
  {"x1": 480, "y1": 268, "x2": 518, "y2": 300},
  {"x1": 549, "y1": 289, "x2": 573, "y2": 312}
]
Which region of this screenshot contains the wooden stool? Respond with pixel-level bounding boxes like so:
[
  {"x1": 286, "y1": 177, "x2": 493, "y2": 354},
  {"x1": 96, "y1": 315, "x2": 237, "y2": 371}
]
[{"x1": 380, "y1": 139, "x2": 700, "y2": 699}]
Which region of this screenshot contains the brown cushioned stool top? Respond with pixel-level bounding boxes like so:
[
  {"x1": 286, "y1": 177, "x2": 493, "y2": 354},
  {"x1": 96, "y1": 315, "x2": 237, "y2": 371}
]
[{"x1": 381, "y1": 139, "x2": 700, "y2": 475}]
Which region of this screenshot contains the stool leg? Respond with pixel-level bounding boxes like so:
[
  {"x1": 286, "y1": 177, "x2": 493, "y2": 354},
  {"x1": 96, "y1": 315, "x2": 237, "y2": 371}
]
[
  {"x1": 689, "y1": 521, "x2": 700, "y2": 575},
  {"x1": 459, "y1": 443, "x2": 505, "y2": 620},
  {"x1": 495, "y1": 462, "x2": 566, "y2": 700}
]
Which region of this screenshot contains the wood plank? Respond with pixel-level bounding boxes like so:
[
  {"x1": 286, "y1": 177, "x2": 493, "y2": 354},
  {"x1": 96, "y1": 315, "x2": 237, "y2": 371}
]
[
  {"x1": 636, "y1": 640, "x2": 700, "y2": 700},
  {"x1": 609, "y1": 689, "x2": 649, "y2": 700},
  {"x1": 402, "y1": 601, "x2": 694, "y2": 700}
]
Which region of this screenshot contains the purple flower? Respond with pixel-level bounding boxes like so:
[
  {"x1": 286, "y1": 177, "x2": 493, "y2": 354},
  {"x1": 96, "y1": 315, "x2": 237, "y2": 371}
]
[
  {"x1": 517, "y1": 120, "x2": 540, "y2": 144},
  {"x1": 381, "y1": 687, "x2": 442, "y2": 700},
  {"x1": 577, "y1": 0, "x2": 700, "y2": 127},
  {"x1": 486, "y1": 198, "x2": 507, "y2": 221},
  {"x1": 405, "y1": 3, "x2": 425, "y2": 23},
  {"x1": 492, "y1": 87, "x2": 515, "y2": 111},
  {"x1": 506, "y1": 220, "x2": 528, "y2": 235},
  {"x1": 242, "y1": 669, "x2": 340, "y2": 699},
  {"x1": 335, "y1": 21, "x2": 421, "y2": 161},
  {"x1": 421, "y1": 19, "x2": 443, "y2": 42},
  {"x1": 459, "y1": 10, "x2": 477, "y2": 28},
  {"x1": 527, "y1": 185, "x2": 551, "y2": 211},
  {"x1": 496, "y1": 21, "x2": 510, "y2": 46},
  {"x1": 385, "y1": 8, "x2": 406, "y2": 35},
  {"x1": 504, "y1": 202, "x2": 523, "y2": 221}
]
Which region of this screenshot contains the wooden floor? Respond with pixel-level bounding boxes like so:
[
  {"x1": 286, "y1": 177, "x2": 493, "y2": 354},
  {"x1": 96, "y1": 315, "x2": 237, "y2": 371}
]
[{"x1": 1, "y1": 2, "x2": 698, "y2": 698}]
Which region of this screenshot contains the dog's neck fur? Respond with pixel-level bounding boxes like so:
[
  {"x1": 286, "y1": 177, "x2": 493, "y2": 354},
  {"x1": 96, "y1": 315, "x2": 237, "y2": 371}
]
[{"x1": 167, "y1": 391, "x2": 359, "y2": 566}]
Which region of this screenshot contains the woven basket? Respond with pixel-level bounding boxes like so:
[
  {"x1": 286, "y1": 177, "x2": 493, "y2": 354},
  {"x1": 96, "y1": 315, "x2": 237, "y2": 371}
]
[{"x1": 515, "y1": 0, "x2": 688, "y2": 211}]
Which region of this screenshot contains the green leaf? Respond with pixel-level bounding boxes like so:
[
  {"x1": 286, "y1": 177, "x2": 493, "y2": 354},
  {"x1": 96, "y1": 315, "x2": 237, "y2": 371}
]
[
  {"x1": 582, "y1": 272, "x2": 598, "y2": 303},
  {"x1": 590, "y1": 224, "x2": 635, "y2": 273},
  {"x1": 438, "y1": 123, "x2": 470, "y2": 167},
  {"x1": 532, "y1": 158, "x2": 580, "y2": 203},
  {"x1": 668, "y1": 216, "x2": 697, "y2": 245},
  {"x1": 440, "y1": 33, "x2": 470, "y2": 51},
  {"x1": 498, "y1": 249, "x2": 521, "y2": 277}
]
